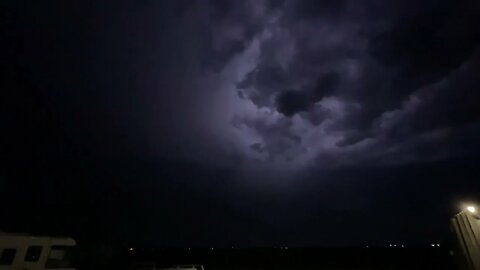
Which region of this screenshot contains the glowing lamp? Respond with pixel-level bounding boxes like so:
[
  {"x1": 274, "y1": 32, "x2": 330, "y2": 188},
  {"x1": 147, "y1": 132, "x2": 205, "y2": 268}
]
[{"x1": 466, "y1": 206, "x2": 477, "y2": 214}]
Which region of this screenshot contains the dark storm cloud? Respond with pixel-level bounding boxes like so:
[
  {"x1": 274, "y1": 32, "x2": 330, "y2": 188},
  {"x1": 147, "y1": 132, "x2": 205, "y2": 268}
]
[
  {"x1": 102, "y1": 0, "x2": 480, "y2": 169},
  {"x1": 331, "y1": 0, "x2": 480, "y2": 153},
  {"x1": 287, "y1": 0, "x2": 346, "y2": 19},
  {"x1": 5, "y1": 0, "x2": 479, "y2": 170},
  {"x1": 369, "y1": 0, "x2": 480, "y2": 93},
  {"x1": 237, "y1": 63, "x2": 291, "y2": 107},
  {"x1": 380, "y1": 52, "x2": 480, "y2": 138},
  {"x1": 177, "y1": 0, "x2": 267, "y2": 72},
  {"x1": 311, "y1": 72, "x2": 340, "y2": 101},
  {"x1": 275, "y1": 89, "x2": 310, "y2": 116},
  {"x1": 227, "y1": 0, "x2": 480, "y2": 167},
  {"x1": 4, "y1": 0, "x2": 480, "y2": 248},
  {"x1": 274, "y1": 72, "x2": 340, "y2": 116},
  {"x1": 233, "y1": 114, "x2": 308, "y2": 163}
]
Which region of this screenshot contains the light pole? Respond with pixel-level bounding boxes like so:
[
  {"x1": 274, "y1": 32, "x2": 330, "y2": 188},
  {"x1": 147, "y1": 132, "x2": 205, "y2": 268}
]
[{"x1": 451, "y1": 204, "x2": 480, "y2": 270}]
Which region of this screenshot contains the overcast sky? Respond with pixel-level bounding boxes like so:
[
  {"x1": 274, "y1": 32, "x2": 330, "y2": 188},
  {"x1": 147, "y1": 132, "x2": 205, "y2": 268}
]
[{"x1": 2, "y1": 0, "x2": 480, "y2": 247}]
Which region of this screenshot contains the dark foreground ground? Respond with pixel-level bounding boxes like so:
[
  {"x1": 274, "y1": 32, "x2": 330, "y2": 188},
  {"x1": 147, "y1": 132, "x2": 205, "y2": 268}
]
[{"x1": 76, "y1": 246, "x2": 458, "y2": 270}]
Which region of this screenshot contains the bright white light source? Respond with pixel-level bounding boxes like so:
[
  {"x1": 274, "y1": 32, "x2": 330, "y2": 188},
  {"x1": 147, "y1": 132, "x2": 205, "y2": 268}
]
[
  {"x1": 466, "y1": 206, "x2": 476, "y2": 213},
  {"x1": 437, "y1": 244, "x2": 440, "y2": 247},
  {"x1": 431, "y1": 244, "x2": 435, "y2": 247},
  {"x1": 129, "y1": 247, "x2": 134, "y2": 251}
]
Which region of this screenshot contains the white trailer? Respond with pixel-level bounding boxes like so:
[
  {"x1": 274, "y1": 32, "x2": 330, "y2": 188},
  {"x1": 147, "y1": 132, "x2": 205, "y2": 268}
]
[{"x1": 0, "y1": 233, "x2": 76, "y2": 270}]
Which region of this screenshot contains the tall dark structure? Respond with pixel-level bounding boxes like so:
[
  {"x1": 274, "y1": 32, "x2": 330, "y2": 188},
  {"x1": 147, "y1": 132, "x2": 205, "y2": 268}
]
[{"x1": 451, "y1": 206, "x2": 480, "y2": 270}]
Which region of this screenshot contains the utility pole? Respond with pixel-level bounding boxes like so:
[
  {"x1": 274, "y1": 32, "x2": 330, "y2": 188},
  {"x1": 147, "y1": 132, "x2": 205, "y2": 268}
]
[{"x1": 451, "y1": 205, "x2": 480, "y2": 270}]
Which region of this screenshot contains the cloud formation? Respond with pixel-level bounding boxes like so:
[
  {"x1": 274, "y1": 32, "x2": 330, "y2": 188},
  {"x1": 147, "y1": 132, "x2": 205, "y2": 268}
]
[
  {"x1": 7, "y1": 0, "x2": 479, "y2": 172},
  {"x1": 174, "y1": 0, "x2": 480, "y2": 170},
  {"x1": 4, "y1": 0, "x2": 480, "y2": 247}
]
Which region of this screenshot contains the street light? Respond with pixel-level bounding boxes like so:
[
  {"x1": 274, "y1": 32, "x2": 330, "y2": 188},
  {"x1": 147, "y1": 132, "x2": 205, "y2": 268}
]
[
  {"x1": 453, "y1": 203, "x2": 480, "y2": 270},
  {"x1": 466, "y1": 206, "x2": 476, "y2": 214}
]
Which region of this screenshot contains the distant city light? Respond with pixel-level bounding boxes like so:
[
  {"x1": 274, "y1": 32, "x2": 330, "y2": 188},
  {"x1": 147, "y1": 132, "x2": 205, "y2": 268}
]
[
  {"x1": 401, "y1": 245, "x2": 404, "y2": 248},
  {"x1": 437, "y1": 244, "x2": 440, "y2": 247},
  {"x1": 129, "y1": 247, "x2": 134, "y2": 251},
  {"x1": 431, "y1": 244, "x2": 435, "y2": 247},
  {"x1": 466, "y1": 206, "x2": 476, "y2": 213}
]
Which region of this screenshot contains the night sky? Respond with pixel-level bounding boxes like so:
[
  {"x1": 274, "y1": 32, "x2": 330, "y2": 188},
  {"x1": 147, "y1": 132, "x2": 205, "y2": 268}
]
[{"x1": 2, "y1": 0, "x2": 480, "y2": 247}]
